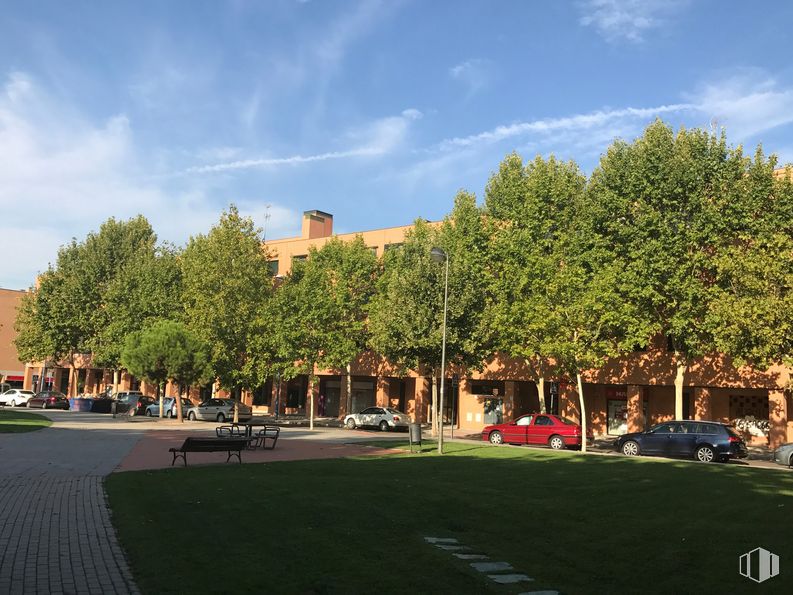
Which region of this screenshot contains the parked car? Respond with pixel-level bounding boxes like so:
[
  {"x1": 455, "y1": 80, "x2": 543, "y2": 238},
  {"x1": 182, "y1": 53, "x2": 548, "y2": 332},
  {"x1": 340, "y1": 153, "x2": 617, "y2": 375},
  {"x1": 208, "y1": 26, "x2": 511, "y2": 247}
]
[
  {"x1": 185, "y1": 398, "x2": 252, "y2": 423},
  {"x1": 772, "y1": 443, "x2": 793, "y2": 468},
  {"x1": 0, "y1": 389, "x2": 36, "y2": 407},
  {"x1": 114, "y1": 392, "x2": 156, "y2": 416},
  {"x1": 344, "y1": 407, "x2": 410, "y2": 431},
  {"x1": 144, "y1": 397, "x2": 192, "y2": 418},
  {"x1": 616, "y1": 420, "x2": 748, "y2": 463},
  {"x1": 482, "y1": 413, "x2": 593, "y2": 449},
  {"x1": 27, "y1": 391, "x2": 70, "y2": 410}
]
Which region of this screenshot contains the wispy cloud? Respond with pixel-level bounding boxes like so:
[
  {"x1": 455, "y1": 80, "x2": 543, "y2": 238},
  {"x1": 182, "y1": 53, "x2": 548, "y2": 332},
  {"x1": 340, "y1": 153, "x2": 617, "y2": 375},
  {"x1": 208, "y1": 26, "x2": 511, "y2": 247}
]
[
  {"x1": 435, "y1": 103, "x2": 696, "y2": 150},
  {"x1": 449, "y1": 58, "x2": 493, "y2": 98},
  {"x1": 686, "y1": 70, "x2": 793, "y2": 141},
  {"x1": 0, "y1": 72, "x2": 299, "y2": 289},
  {"x1": 185, "y1": 108, "x2": 422, "y2": 174},
  {"x1": 578, "y1": 0, "x2": 688, "y2": 42}
]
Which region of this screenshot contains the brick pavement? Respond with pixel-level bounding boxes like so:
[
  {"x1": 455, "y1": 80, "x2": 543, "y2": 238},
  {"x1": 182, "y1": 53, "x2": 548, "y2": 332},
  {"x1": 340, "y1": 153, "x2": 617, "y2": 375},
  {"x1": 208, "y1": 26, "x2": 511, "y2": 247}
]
[{"x1": 0, "y1": 421, "x2": 142, "y2": 595}]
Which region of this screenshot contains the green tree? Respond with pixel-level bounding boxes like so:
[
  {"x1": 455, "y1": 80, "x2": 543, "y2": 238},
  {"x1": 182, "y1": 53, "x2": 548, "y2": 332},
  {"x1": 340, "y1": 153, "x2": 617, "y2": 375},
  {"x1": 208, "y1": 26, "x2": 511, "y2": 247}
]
[
  {"x1": 370, "y1": 192, "x2": 491, "y2": 433},
  {"x1": 484, "y1": 153, "x2": 588, "y2": 409},
  {"x1": 121, "y1": 320, "x2": 210, "y2": 422},
  {"x1": 181, "y1": 205, "x2": 272, "y2": 421},
  {"x1": 587, "y1": 121, "x2": 747, "y2": 418}
]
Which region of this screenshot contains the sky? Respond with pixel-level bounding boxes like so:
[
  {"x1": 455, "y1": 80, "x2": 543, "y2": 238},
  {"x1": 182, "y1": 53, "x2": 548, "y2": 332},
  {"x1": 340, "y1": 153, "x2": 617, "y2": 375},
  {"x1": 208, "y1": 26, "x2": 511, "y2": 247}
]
[{"x1": 1, "y1": 0, "x2": 793, "y2": 289}]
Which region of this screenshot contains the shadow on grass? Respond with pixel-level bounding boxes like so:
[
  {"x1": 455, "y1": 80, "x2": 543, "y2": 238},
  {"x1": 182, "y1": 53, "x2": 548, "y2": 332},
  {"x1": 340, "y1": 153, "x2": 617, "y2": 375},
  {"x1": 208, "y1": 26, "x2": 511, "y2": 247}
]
[
  {"x1": 107, "y1": 442, "x2": 793, "y2": 595},
  {"x1": 0, "y1": 409, "x2": 52, "y2": 433}
]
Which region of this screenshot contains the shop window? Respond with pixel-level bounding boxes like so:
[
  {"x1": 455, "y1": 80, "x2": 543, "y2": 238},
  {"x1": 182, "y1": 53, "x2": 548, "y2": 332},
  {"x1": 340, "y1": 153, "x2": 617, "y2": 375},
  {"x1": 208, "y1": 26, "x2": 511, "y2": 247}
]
[
  {"x1": 267, "y1": 260, "x2": 279, "y2": 276},
  {"x1": 470, "y1": 380, "x2": 504, "y2": 396}
]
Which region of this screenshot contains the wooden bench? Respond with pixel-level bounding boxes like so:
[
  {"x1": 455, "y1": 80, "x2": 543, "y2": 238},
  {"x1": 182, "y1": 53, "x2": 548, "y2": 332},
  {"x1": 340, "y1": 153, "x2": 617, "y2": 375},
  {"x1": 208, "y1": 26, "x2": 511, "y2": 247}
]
[{"x1": 169, "y1": 437, "x2": 251, "y2": 466}]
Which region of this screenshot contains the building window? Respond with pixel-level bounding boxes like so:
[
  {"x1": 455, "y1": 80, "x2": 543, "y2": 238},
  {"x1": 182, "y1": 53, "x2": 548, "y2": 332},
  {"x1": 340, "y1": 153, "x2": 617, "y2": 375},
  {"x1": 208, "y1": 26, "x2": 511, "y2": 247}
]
[
  {"x1": 267, "y1": 260, "x2": 279, "y2": 276},
  {"x1": 368, "y1": 246, "x2": 378, "y2": 255},
  {"x1": 291, "y1": 255, "x2": 307, "y2": 264},
  {"x1": 469, "y1": 380, "x2": 504, "y2": 396},
  {"x1": 384, "y1": 243, "x2": 404, "y2": 252}
]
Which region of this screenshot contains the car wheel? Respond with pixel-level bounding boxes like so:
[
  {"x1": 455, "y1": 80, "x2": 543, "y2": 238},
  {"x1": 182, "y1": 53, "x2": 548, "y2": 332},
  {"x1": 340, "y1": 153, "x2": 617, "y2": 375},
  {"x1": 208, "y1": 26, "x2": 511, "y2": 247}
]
[
  {"x1": 188, "y1": 411, "x2": 196, "y2": 421},
  {"x1": 166, "y1": 410, "x2": 172, "y2": 418},
  {"x1": 696, "y1": 445, "x2": 715, "y2": 463},
  {"x1": 345, "y1": 418, "x2": 356, "y2": 429},
  {"x1": 145, "y1": 409, "x2": 152, "y2": 417},
  {"x1": 622, "y1": 440, "x2": 640, "y2": 457},
  {"x1": 379, "y1": 420, "x2": 389, "y2": 432},
  {"x1": 489, "y1": 431, "x2": 503, "y2": 445},
  {"x1": 217, "y1": 413, "x2": 226, "y2": 423},
  {"x1": 548, "y1": 435, "x2": 565, "y2": 450},
  {"x1": 788, "y1": 453, "x2": 793, "y2": 469},
  {"x1": 42, "y1": 402, "x2": 47, "y2": 410},
  {"x1": 9, "y1": 400, "x2": 16, "y2": 408}
]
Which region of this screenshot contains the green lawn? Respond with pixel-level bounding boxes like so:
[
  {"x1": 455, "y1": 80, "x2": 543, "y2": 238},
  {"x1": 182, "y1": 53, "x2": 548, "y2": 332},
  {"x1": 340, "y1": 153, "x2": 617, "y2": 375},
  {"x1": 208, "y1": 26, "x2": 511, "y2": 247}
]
[
  {"x1": 0, "y1": 408, "x2": 52, "y2": 432},
  {"x1": 106, "y1": 441, "x2": 793, "y2": 595}
]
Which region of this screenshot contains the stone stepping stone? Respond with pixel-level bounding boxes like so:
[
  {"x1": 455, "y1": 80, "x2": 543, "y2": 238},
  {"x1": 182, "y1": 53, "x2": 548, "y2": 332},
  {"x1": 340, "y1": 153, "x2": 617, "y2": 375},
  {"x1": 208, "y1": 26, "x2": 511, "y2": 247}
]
[
  {"x1": 488, "y1": 574, "x2": 535, "y2": 584},
  {"x1": 471, "y1": 561, "x2": 514, "y2": 572},
  {"x1": 435, "y1": 544, "x2": 470, "y2": 551},
  {"x1": 518, "y1": 591, "x2": 559, "y2": 595},
  {"x1": 423, "y1": 537, "x2": 459, "y2": 544},
  {"x1": 453, "y1": 553, "x2": 489, "y2": 560}
]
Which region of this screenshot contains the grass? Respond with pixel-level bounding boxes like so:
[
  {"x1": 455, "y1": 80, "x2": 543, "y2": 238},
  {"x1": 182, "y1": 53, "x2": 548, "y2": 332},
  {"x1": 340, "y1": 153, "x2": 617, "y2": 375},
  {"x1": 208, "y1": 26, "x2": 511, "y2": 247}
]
[
  {"x1": 0, "y1": 408, "x2": 52, "y2": 433},
  {"x1": 106, "y1": 442, "x2": 793, "y2": 595}
]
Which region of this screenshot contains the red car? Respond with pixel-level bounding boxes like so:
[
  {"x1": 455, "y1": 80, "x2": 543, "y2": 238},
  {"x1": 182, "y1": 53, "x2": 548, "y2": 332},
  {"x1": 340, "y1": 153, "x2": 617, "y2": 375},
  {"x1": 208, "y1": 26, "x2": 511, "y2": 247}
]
[{"x1": 482, "y1": 413, "x2": 593, "y2": 450}]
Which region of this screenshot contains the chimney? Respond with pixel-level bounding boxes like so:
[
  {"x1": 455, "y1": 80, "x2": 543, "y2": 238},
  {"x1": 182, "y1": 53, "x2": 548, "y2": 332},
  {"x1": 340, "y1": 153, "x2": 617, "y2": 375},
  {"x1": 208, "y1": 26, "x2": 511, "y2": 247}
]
[{"x1": 301, "y1": 210, "x2": 333, "y2": 239}]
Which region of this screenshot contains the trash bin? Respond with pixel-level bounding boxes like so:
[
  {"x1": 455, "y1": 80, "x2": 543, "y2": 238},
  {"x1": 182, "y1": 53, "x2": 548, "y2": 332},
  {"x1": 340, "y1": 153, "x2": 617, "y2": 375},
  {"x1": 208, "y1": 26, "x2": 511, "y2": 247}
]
[{"x1": 408, "y1": 423, "x2": 422, "y2": 453}]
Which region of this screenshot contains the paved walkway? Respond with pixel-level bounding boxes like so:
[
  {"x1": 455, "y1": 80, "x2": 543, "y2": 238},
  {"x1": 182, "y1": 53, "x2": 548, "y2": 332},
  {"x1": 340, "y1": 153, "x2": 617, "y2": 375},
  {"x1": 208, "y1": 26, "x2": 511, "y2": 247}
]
[{"x1": 0, "y1": 417, "x2": 143, "y2": 595}]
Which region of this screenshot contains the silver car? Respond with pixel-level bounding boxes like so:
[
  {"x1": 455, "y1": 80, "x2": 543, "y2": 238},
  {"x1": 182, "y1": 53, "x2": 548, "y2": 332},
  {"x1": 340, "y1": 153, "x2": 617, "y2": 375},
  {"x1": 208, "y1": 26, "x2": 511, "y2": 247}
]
[
  {"x1": 144, "y1": 397, "x2": 193, "y2": 418},
  {"x1": 773, "y1": 443, "x2": 793, "y2": 468},
  {"x1": 0, "y1": 389, "x2": 36, "y2": 407},
  {"x1": 344, "y1": 407, "x2": 410, "y2": 431},
  {"x1": 185, "y1": 398, "x2": 252, "y2": 423}
]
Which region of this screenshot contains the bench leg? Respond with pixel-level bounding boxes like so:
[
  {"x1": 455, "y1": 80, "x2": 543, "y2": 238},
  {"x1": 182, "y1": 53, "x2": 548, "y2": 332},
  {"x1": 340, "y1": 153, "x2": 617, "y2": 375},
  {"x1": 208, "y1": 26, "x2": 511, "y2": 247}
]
[
  {"x1": 171, "y1": 451, "x2": 187, "y2": 467},
  {"x1": 226, "y1": 450, "x2": 242, "y2": 464}
]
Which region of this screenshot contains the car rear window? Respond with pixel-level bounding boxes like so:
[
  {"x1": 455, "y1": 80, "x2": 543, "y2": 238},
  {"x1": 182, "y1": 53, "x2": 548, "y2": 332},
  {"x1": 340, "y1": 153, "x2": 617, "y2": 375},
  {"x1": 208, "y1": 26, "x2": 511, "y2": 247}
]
[
  {"x1": 725, "y1": 426, "x2": 741, "y2": 439},
  {"x1": 559, "y1": 417, "x2": 578, "y2": 426}
]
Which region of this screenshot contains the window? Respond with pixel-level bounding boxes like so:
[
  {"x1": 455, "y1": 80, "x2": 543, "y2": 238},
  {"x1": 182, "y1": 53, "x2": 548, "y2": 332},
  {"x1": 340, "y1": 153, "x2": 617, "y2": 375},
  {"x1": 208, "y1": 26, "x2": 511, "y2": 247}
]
[
  {"x1": 384, "y1": 243, "x2": 404, "y2": 252},
  {"x1": 368, "y1": 246, "x2": 378, "y2": 255},
  {"x1": 268, "y1": 260, "x2": 279, "y2": 276},
  {"x1": 470, "y1": 380, "x2": 504, "y2": 396},
  {"x1": 360, "y1": 407, "x2": 376, "y2": 414},
  {"x1": 559, "y1": 417, "x2": 578, "y2": 426},
  {"x1": 652, "y1": 424, "x2": 674, "y2": 434},
  {"x1": 292, "y1": 254, "x2": 307, "y2": 263},
  {"x1": 516, "y1": 415, "x2": 533, "y2": 426},
  {"x1": 535, "y1": 415, "x2": 553, "y2": 426}
]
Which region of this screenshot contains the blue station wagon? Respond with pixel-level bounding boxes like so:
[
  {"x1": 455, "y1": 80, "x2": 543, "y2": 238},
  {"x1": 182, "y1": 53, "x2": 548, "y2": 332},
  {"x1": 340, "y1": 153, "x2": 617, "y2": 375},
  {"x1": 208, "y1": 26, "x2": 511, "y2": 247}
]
[{"x1": 616, "y1": 420, "x2": 748, "y2": 463}]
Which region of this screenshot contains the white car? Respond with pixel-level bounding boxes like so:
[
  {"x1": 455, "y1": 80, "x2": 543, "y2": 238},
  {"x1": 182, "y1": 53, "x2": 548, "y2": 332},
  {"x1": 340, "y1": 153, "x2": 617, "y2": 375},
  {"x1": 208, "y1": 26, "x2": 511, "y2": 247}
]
[
  {"x1": 0, "y1": 389, "x2": 36, "y2": 407},
  {"x1": 185, "y1": 398, "x2": 252, "y2": 423},
  {"x1": 344, "y1": 407, "x2": 410, "y2": 431}
]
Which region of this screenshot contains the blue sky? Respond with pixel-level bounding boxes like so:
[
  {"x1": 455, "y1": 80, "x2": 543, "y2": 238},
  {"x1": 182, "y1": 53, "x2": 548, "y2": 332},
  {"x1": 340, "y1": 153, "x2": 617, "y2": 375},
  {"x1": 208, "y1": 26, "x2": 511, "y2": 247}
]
[{"x1": 2, "y1": 0, "x2": 793, "y2": 289}]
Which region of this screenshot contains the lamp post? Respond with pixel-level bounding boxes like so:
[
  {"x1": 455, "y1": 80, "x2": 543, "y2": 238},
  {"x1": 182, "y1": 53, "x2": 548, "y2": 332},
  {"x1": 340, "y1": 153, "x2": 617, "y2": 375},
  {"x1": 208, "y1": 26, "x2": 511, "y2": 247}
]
[{"x1": 430, "y1": 247, "x2": 449, "y2": 455}]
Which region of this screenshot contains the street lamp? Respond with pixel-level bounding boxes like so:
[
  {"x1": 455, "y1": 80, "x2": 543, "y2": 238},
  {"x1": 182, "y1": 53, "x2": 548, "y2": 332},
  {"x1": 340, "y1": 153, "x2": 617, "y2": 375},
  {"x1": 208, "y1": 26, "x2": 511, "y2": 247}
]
[{"x1": 430, "y1": 247, "x2": 449, "y2": 455}]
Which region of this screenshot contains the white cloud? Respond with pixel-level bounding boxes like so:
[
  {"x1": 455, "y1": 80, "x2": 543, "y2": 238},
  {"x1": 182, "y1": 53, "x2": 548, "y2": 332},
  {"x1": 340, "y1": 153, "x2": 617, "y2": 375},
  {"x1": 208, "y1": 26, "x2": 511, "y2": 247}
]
[
  {"x1": 186, "y1": 108, "x2": 422, "y2": 174},
  {"x1": 449, "y1": 58, "x2": 493, "y2": 97},
  {"x1": 578, "y1": 0, "x2": 688, "y2": 42},
  {"x1": 685, "y1": 71, "x2": 793, "y2": 141},
  {"x1": 435, "y1": 103, "x2": 696, "y2": 151},
  {"x1": 0, "y1": 72, "x2": 299, "y2": 289}
]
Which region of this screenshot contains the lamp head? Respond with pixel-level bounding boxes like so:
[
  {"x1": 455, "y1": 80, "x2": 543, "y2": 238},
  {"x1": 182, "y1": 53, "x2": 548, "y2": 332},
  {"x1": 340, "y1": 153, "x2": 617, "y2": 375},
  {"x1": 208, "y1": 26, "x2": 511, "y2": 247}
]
[{"x1": 429, "y1": 247, "x2": 447, "y2": 263}]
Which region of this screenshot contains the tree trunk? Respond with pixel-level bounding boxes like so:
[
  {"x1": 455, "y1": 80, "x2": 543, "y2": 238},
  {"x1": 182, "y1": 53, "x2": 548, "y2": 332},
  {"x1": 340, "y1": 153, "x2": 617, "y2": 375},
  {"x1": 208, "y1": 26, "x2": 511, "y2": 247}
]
[
  {"x1": 175, "y1": 384, "x2": 184, "y2": 422},
  {"x1": 576, "y1": 372, "x2": 588, "y2": 454},
  {"x1": 158, "y1": 383, "x2": 163, "y2": 418},
  {"x1": 233, "y1": 388, "x2": 240, "y2": 423},
  {"x1": 308, "y1": 375, "x2": 315, "y2": 431},
  {"x1": 535, "y1": 376, "x2": 546, "y2": 414},
  {"x1": 346, "y1": 363, "x2": 352, "y2": 416},
  {"x1": 430, "y1": 374, "x2": 438, "y2": 437},
  {"x1": 674, "y1": 354, "x2": 686, "y2": 420},
  {"x1": 113, "y1": 369, "x2": 120, "y2": 396}
]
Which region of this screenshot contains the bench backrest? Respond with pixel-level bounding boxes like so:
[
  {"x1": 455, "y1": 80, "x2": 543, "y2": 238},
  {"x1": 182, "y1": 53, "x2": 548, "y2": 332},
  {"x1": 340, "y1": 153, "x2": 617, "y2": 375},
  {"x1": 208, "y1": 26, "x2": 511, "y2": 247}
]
[{"x1": 180, "y1": 437, "x2": 248, "y2": 451}]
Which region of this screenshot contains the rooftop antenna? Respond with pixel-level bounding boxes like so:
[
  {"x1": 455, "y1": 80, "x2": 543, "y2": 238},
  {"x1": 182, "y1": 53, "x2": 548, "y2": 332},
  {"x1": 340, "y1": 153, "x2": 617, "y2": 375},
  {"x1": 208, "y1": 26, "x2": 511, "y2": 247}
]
[{"x1": 262, "y1": 204, "x2": 272, "y2": 244}]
